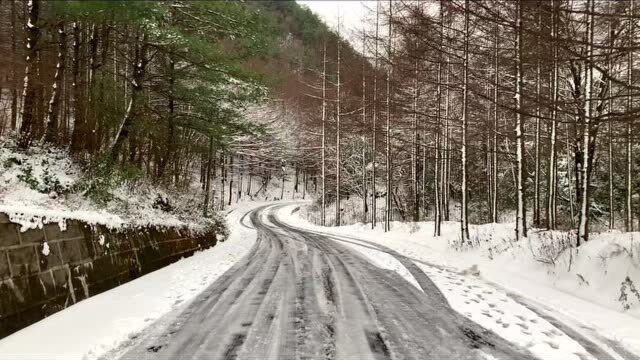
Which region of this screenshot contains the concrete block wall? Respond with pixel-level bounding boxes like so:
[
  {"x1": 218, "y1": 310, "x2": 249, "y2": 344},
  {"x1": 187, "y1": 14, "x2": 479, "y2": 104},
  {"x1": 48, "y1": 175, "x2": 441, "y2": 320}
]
[{"x1": 0, "y1": 213, "x2": 217, "y2": 338}]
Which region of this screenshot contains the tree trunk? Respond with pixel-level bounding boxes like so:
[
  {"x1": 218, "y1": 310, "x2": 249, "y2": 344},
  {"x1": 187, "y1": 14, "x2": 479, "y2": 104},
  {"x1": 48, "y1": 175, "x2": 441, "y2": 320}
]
[
  {"x1": 371, "y1": 3, "x2": 379, "y2": 228},
  {"x1": 607, "y1": 0, "x2": 615, "y2": 230},
  {"x1": 10, "y1": 0, "x2": 18, "y2": 131},
  {"x1": 44, "y1": 21, "x2": 66, "y2": 143},
  {"x1": 321, "y1": 40, "x2": 327, "y2": 226},
  {"x1": 228, "y1": 155, "x2": 234, "y2": 205},
  {"x1": 85, "y1": 24, "x2": 99, "y2": 153},
  {"x1": 109, "y1": 32, "x2": 148, "y2": 160},
  {"x1": 625, "y1": 0, "x2": 634, "y2": 232},
  {"x1": 70, "y1": 22, "x2": 85, "y2": 153},
  {"x1": 412, "y1": 56, "x2": 420, "y2": 223},
  {"x1": 362, "y1": 31, "x2": 369, "y2": 224},
  {"x1": 18, "y1": 0, "x2": 41, "y2": 149},
  {"x1": 461, "y1": 0, "x2": 470, "y2": 241},
  {"x1": 203, "y1": 136, "x2": 213, "y2": 216},
  {"x1": 385, "y1": 0, "x2": 393, "y2": 232},
  {"x1": 533, "y1": 10, "x2": 542, "y2": 228},
  {"x1": 515, "y1": 0, "x2": 527, "y2": 240},
  {"x1": 335, "y1": 23, "x2": 342, "y2": 227},
  {"x1": 547, "y1": 0, "x2": 559, "y2": 230},
  {"x1": 492, "y1": 20, "x2": 499, "y2": 223},
  {"x1": 577, "y1": 0, "x2": 594, "y2": 245}
]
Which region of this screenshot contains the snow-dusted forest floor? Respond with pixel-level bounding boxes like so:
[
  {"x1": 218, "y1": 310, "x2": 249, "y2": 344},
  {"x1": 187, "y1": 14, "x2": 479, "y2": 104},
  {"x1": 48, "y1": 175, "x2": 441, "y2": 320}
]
[
  {"x1": 0, "y1": 140, "x2": 223, "y2": 233},
  {"x1": 283, "y1": 204, "x2": 640, "y2": 358}
]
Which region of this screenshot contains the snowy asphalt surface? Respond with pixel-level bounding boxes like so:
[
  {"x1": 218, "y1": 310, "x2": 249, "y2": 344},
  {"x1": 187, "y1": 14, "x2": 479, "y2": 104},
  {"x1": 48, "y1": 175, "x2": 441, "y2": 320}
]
[{"x1": 116, "y1": 204, "x2": 541, "y2": 360}]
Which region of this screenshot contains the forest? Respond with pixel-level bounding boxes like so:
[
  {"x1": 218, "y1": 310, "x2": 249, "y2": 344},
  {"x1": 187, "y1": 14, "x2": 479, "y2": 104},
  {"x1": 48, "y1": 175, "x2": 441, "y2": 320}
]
[
  {"x1": 293, "y1": 0, "x2": 640, "y2": 247},
  {"x1": 2, "y1": 1, "x2": 640, "y2": 358},
  {"x1": 1, "y1": 0, "x2": 640, "y2": 245}
]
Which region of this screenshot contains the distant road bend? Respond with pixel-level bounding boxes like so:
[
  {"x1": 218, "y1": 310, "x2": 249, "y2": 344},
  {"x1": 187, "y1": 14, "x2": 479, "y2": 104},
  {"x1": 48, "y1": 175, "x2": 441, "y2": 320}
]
[{"x1": 117, "y1": 204, "x2": 539, "y2": 360}]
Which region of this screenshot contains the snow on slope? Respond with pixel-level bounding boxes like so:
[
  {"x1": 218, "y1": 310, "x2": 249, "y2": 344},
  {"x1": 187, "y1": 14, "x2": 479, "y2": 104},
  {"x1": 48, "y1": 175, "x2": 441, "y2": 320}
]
[
  {"x1": 278, "y1": 204, "x2": 640, "y2": 358},
  {"x1": 0, "y1": 140, "x2": 223, "y2": 232},
  {"x1": 0, "y1": 202, "x2": 262, "y2": 360}
]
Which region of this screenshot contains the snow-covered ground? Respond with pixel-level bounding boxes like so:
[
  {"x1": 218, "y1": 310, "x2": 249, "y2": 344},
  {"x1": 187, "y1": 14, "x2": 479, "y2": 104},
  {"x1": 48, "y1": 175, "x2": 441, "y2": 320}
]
[
  {"x1": 278, "y1": 204, "x2": 640, "y2": 359},
  {"x1": 0, "y1": 140, "x2": 225, "y2": 232},
  {"x1": 0, "y1": 201, "x2": 263, "y2": 360}
]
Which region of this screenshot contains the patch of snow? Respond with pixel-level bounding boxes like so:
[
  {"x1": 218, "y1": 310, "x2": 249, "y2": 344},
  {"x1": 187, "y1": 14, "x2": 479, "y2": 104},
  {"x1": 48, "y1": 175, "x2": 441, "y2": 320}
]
[{"x1": 41, "y1": 242, "x2": 50, "y2": 256}]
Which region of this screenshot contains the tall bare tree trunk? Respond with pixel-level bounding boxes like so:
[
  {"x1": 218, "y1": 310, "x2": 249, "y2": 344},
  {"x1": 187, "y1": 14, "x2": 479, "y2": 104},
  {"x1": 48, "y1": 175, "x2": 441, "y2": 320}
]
[
  {"x1": 321, "y1": 40, "x2": 327, "y2": 226},
  {"x1": 18, "y1": 0, "x2": 41, "y2": 149},
  {"x1": 362, "y1": 31, "x2": 368, "y2": 223},
  {"x1": 385, "y1": 0, "x2": 393, "y2": 232},
  {"x1": 203, "y1": 136, "x2": 213, "y2": 216},
  {"x1": 412, "y1": 56, "x2": 420, "y2": 222},
  {"x1": 460, "y1": 0, "x2": 470, "y2": 240},
  {"x1": 371, "y1": 3, "x2": 379, "y2": 228},
  {"x1": 44, "y1": 21, "x2": 66, "y2": 143},
  {"x1": 336, "y1": 26, "x2": 342, "y2": 227},
  {"x1": 10, "y1": 0, "x2": 18, "y2": 131},
  {"x1": 435, "y1": 0, "x2": 445, "y2": 236},
  {"x1": 607, "y1": 0, "x2": 615, "y2": 230},
  {"x1": 533, "y1": 9, "x2": 542, "y2": 228},
  {"x1": 515, "y1": 0, "x2": 527, "y2": 241},
  {"x1": 444, "y1": 55, "x2": 451, "y2": 221},
  {"x1": 492, "y1": 20, "x2": 499, "y2": 223},
  {"x1": 70, "y1": 22, "x2": 84, "y2": 153},
  {"x1": 577, "y1": 0, "x2": 594, "y2": 245},
  {"x1": 228, "y1": 155, "x2": 234, "y2": 205},
  {"x1": 109, "y1": 32, "x2": 148, "y2": 160},
  {"x1": 547, "y1": 0, "x2": 559, "y2": 230},
  {"x1": 625, "y1": 0, "x2": 634, "y2": 232}
]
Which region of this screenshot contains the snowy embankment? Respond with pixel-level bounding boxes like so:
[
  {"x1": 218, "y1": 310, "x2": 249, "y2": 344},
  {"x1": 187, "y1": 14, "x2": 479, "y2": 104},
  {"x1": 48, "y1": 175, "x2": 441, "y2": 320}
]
[
  {"x1": 0, "y1": 141, "x2": 218, "y2": 232},
  {"x1": 0, "y1": 202, "x2": 262, "y2": 360},
  {"x1": 279, "y1": 204, "x2": 640, "y2": 359}
]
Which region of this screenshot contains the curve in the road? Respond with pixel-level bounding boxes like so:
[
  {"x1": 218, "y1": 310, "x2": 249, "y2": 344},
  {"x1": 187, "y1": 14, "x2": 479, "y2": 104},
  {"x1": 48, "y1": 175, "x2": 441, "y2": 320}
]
[{"x1": 116, "y1": 204, "x2": 538, "y2": 360}]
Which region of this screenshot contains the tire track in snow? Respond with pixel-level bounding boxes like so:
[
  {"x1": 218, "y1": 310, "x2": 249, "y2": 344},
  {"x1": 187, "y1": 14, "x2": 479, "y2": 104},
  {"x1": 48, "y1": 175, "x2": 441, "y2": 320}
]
[{"x1": 115, "y1": 204, "x2": 537, "y2": 360}]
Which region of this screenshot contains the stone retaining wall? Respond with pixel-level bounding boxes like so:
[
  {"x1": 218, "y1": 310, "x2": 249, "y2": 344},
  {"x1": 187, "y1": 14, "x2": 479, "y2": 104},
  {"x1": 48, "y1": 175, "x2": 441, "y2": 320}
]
[{"x1": 0, "y1": 213, "x2": 217, "y2": 338}]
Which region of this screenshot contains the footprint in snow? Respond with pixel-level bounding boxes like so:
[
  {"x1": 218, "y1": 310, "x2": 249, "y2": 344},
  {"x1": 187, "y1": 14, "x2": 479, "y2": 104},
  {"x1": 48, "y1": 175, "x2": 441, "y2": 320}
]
[{"x1": 545, "y1": 341, "x2": 560, "y2": 349}]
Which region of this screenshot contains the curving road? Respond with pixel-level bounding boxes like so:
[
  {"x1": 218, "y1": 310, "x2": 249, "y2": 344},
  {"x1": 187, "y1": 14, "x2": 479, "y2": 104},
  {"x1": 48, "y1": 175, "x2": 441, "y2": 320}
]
[{"x1": 116, "y1": 204, "x2": 538, "y2": 360}]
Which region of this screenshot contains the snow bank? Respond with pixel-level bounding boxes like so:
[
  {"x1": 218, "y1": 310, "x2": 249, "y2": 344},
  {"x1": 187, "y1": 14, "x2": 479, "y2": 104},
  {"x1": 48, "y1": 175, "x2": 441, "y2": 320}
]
[
  {"x1": 281, "y1": 204, "x2": 640, "y2": 357},
  {"x1": 0, "y1": 201, "x2": 261, "y2": 360},
  {"x1": 0, "y1": 140, "x2": 215, "y2": 233}
]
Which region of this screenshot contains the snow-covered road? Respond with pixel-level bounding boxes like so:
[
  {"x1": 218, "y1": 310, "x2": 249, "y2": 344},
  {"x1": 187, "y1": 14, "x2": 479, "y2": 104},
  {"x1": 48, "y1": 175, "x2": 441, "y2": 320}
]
[{"x1": 114, "y1": 204, "x2": 543, "y2": 360}]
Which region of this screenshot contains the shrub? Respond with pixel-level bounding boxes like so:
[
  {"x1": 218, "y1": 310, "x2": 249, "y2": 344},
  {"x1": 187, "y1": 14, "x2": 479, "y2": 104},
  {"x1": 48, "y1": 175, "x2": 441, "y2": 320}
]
[{"x1": 619, "y1": 276, "x2": 640, "y2": 310}]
